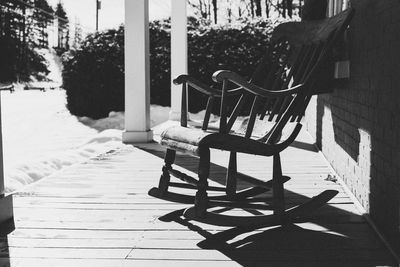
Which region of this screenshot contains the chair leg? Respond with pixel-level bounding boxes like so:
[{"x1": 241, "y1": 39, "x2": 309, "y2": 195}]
[
  {"x1": 272, "y1": 153, "x2": 285, "y2": 215},
  {"x1": 194, "y1": 147, "x2": 210, "y2": 218},
  {"x1": 158, "y1": 149, "x2": 176, "y2": 195},
  {"x1": 226, "y1": 152, "x2": 237, "y2": 196}
]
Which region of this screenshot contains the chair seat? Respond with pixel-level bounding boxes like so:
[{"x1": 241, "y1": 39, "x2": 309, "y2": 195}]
[
  {"x1": 160, "y1": 125, "x2": 280, "y2": 156},
  {"x1": 160, "y1": 126, "x2": 217, "y2": 156}
]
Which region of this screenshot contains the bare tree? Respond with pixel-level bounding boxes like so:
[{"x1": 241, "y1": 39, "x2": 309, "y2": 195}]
[
  {"x1": 226, "y1": 0, "x2": 232, "y2": 22},
  {"x1": 281, "y1": 0, "x2": 287, "y2": 18},
  {"x1": 298, "y1": 0, "x2": 303, "y2": 17},
  {"x1": 188, "y1": 0, "x2": 211, "y2": 20},
  {"x1": 255, "y1": 0, "x2": 262, "y2": 16},
  {"x1": 250, "y1": 0, "x2": 255, "y2": 17},
  {"x1": 265, "y1": 0, "x2": 270, "y2": 17},
  {"x1": 287, "y1": 0, "x2": 293, "y2": 17},
  {"x1": 212, "y1": 0, "x2": 217, "y2": 23},
  {"x1": 188, "y1": 0, "x2": 302, "y2": 23}
]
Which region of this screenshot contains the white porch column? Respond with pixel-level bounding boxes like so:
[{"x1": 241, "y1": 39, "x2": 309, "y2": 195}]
[
  {"x1": 123, "y1": 0, "x2": 153, "y2": 143},
  {"x1": 0, "y1": 93, "x2": 13, "y2": 225},
  {"x1": 169, "y1": 0, "x2": 188, "y2": 120}
]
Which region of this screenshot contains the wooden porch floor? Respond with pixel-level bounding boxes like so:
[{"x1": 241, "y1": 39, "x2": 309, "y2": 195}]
[{"x1": 1, "y1": 130, "x2": 397, "y2": 266}]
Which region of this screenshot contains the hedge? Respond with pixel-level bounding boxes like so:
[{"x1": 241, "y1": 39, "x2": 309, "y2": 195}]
[
  {"x1": 62, "y1": 27, "x2": 125, "y2": 118},
  {"x1": 62, "y1": 18, "x2": 281, "y2": 119}
]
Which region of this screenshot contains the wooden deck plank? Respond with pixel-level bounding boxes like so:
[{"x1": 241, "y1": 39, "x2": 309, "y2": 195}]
[
  {"x1": 2, "y1": 130, "x2": 397, "y2": 266},
  {"x1": 1, "y1": 258, "x2": 391, "y2": 267},
  {"x1": 12, "y1": 201, "x2": 359, "y2": 213},
  {"x1": 126, "y1": 248, "x2": 393, "y2": 261},
  {"x1": 1, "y1": 234, "x2": 384, "y2": 250},
  {"x1": 2, "y1": 247, "x2": 132, "y2": 259}
]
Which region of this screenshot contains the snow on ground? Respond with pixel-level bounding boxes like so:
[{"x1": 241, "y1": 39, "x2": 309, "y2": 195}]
[
  {"x1": 1, "y1": 90, "x2": 127, "y2": 193},
  {"x1": 1, "y1": 49, "x2": 276, "y2": 193},
  {"x1": 1, "y1": 49, "x2": 130, "y2": 193},
  {"x1": 77, "y1": 105, "x2": 171, "y2": 132},
  {"x1": 1, "y1": 84, "x2": 281, "y2": 193},
  {"x1": 0, "y1": 83, "x2": 216, "y2": 194},
  {"x1": 1, "y1": 82, "x2": 175, "y2": 193},
  {"x1": 40, "y1": 48, "x2": 63, "y2": 87}
]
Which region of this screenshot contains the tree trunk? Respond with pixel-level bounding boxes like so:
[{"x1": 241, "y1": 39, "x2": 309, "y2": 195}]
[
  {"x1": 250, "y1": 0, "x2": 255, "y2": 17},
  {"x1": 0, "y1": 6, "x2": 3, "y2": 36},
  {"x1": 255, "y1": 0, "x2": 262, "y2": 16},
  {"x1": 281, "y1": 0, "x2": 287, "y2": 18},
  {"x1": 265, "y1": 0, "x2": 269, "y2": 18},
  {"x1": 212, "y1": 0, "x2": 217, "y2": 24},
  {"x1": 299, "y1": 0, "x2": 303, "y2": 18},
  {"x1": 287, "y1": 0, "x2": 293, "y2": 18},
  {"x1": 226, "y1": 0, "x2": 232, "y2": 23},
  {"x1": 207, "y1": 0, "x2": 211, "y2": 20},
  {"x1": 65, "y1": 29, "x2": 69, "y2": 50},
  {"x1": 21, "y1": 5, "x2": 26, "y2": 69}
]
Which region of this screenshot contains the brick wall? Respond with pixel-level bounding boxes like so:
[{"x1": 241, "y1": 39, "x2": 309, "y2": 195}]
[{"x1": 304, "y1": 0, "x2": 400, "y2": 254}]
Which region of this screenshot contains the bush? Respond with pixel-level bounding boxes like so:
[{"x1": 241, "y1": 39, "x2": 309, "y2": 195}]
[
  {"x1": 62, "y1": 26, "x2": 124, "y2": 119},
  {"x1": 187, "y1": 18, "x2": 278, "y2": 113},
  {"x1": 150, "y1": 17, "x2": 279, "y2": 113},
  {"x1": 149, "y1": 19, "x2": 171, "y2": 107},
  {"x1": 63, "y1": 18, "x2": 280, "y2": 118}
]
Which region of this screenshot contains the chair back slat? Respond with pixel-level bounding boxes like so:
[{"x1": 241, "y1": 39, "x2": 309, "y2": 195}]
[
  {"x1": 273, "y1": 45, "x2": 309, "y2": 121},
  {"x1": 291, "y1": 45, "x2": 315, "y2": 84},
  {"x1": 202, "y1": 97, "x2": 215, "y2": 130},
  {"x1": 276, "y1": 95, "x2": 292, "y2": 121},
  {"x1": 300, "y1": 43, "x2": 324, "y2": 82},
  {"x1": 268, "y1": 97, "x2": 283, "y2": 122},
  {"x1": 281, "y1": 45, "x2": 307, "y2": 89},
  {"x1": 236, "y1": 8, "x2": 354, "y2": 141},
  {"x1": 245, "y1": 96, "x2": 261, "y2": 138},
  {"x1": 226, "y1": 94, "x2": 248, "y2": 132}
]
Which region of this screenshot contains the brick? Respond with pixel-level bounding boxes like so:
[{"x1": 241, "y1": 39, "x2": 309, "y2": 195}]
[{"x1": 310, "y1": 1, "x2": 400, "y2": 252}]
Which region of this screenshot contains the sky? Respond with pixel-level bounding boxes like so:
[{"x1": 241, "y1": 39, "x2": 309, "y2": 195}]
[{"x1": 47, "y1": 0, "x2": 170, "y2": 33}]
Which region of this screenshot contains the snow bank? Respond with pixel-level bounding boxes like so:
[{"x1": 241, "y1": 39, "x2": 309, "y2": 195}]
[
  {"x1": 2, "y1": 99, "x2": 217, "y2": 192},
  {"x1": 79, "y1": 111, "x2": 125, "y2": 131},
  {"x1": 2, "y1": 49, "x2": 126, "y2": 193},
  {"x1": 77, "y1": 105, "x2": 171, "y2": 131},
  {"x1": 5, "y1": 129, "x2": 124, "y2": 193},
  {"x1": 2, "y1": 90, "x2": 127, "y2": 193},
  {"x1": 2, "y1": 91, "x2": 174, "y2": 193},
  {"x1": 2, "y1": 83, "x2": 280, "y2": 193}
]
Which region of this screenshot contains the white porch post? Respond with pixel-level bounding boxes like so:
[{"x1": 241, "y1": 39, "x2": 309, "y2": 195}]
[
  {"x1": 169, "y1": 0, "x2": 188, "y2": 120},
  {"x1": 123, "y1": 0, "x2": 153, "y2": 143},
  {"x1": 0, "y1": 94, "x2": 13, "y2": 225}
]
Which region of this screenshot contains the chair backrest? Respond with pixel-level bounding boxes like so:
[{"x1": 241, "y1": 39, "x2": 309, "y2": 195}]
[{"x1": 239, "y1": 8, "x2": 355, "y2": 144}]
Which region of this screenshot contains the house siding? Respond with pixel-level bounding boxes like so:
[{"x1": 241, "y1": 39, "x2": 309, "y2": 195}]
[{"x1": 304, "y1": 0, "x2": 400, "y2": 254}]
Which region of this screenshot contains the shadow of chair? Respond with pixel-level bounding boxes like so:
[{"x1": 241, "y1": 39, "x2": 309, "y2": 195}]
[{"x1": 136, "y1": 141, "x2": 397, "y2": 266}]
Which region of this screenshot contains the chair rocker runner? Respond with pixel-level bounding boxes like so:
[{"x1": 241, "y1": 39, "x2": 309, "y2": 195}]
[{"x1": 149, "y1": 9, "x2": 355, "y2": 227}]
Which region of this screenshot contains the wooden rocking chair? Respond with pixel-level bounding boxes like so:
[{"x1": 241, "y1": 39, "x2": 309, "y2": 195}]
[{"x1": 149, "y1": 9, "x2": 355, "y2": 227}]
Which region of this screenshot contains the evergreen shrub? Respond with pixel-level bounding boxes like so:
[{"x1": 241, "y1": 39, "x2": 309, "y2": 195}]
[
  {"x1": 62, "y1": 27, "x2": 124, "y2": 119},
  {"x1": 0, "y1": 36, "x2": 49, "y2": 82},
  {"x1": 63, "y1": 18, "x2": 279, "y2": 118}
]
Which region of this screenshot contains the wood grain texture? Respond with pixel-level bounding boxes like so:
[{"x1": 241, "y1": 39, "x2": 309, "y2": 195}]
[{"x1": 0, "y1": 129, "x2": 396, "y2": 266}]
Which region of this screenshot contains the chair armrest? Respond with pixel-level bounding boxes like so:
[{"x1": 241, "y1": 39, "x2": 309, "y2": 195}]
[
  {"x1": 212, "y1": 70, "x2": 303, "y2": 97},
  {"x1": 174, "y1": 75, "x2": 243, "y2": 97},
  {"x1": 173, "y1": 75, "x2": 222, "y2": 97}
]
